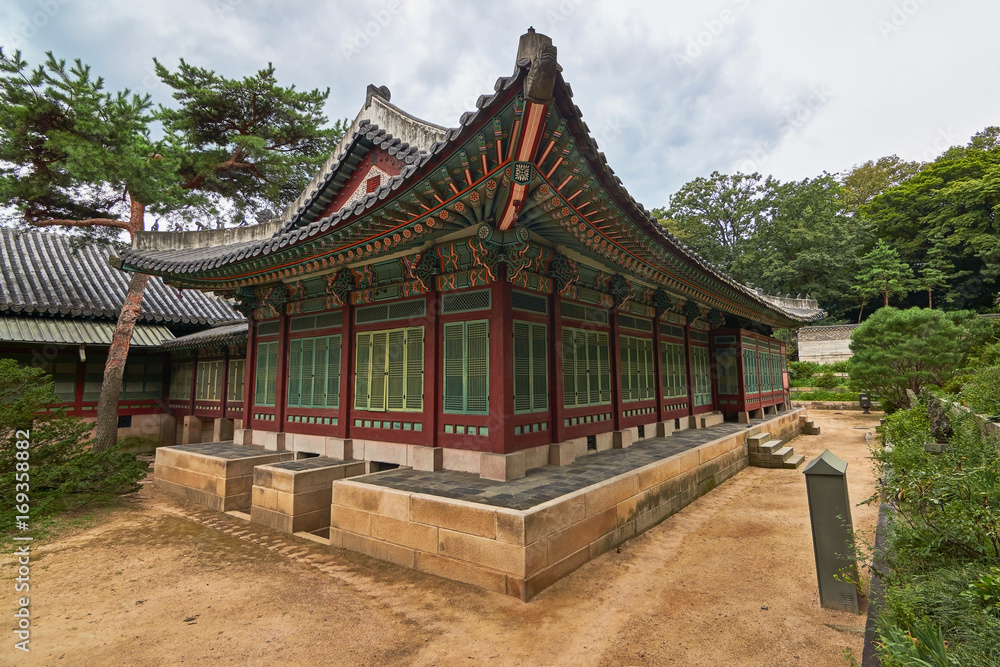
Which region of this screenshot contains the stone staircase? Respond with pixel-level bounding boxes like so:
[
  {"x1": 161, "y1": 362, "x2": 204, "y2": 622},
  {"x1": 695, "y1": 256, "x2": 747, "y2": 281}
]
[
  {"x1": 748, "y1": 431, "x2": 806, "y2": 469},
  {"x1": 801, "y1": 418, "x2": 821, "y2": 435}
]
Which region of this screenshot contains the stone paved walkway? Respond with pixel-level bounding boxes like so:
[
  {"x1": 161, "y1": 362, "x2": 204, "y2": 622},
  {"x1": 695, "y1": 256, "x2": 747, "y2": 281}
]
[{"x1": 357, "y1": 415, "x2": 779, "y2": 510}]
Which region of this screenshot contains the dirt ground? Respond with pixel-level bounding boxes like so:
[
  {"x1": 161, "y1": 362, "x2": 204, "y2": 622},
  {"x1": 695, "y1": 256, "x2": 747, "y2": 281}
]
[{"x1": 7, "y1": 411, "x2": 881, "y2": 666}]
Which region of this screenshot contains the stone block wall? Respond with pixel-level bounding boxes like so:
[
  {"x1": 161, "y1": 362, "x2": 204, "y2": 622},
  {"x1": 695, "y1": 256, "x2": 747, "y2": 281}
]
[{"x1": 329, "y1": 409, "x2": 805, "y2": 600}]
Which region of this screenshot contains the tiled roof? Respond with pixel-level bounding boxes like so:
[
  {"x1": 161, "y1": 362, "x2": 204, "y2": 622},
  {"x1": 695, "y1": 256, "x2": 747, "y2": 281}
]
[
  {"x1": 161, "y1": 321, "x2": 248, "y2": 351},
  {"x1": 0, "y1": 227, "x2": 241, "y2": 325},
  {"x1": 0, "y1": 315, "x2": 175, "y2": 347},
  {"x1": 117, "y1": 52, "x2": 824, "y2": 325}
]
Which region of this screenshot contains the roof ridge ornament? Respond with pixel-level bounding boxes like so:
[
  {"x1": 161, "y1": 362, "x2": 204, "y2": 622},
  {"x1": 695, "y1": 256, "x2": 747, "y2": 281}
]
[
  {"x1": 365, "y1": 84, "x2": 391, "y2": 107},
  {"x1": 517, "y1": 28, "x2": 560, "y2": 105}
]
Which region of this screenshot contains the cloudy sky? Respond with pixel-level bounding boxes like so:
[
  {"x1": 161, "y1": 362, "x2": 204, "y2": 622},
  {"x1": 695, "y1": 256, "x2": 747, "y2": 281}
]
[{"x1": 2, "y1": 0, "x2": 998, "y2": 209}]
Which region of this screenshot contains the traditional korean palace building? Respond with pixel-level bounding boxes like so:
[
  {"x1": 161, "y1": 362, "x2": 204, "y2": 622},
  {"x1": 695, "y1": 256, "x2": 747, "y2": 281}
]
[{"x1": 117, "y1": 29, "x2": 824, "y2": 480}]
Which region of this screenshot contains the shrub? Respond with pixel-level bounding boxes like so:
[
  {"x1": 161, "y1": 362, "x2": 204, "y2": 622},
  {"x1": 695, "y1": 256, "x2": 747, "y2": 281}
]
[
  {"x1": 872, "y1": 405, "x2": 1000, "y2": 665},
  {"x1": 849, "y1": 308, "x2": 987, "y2": 412},
  {"x1": 0, "y1": 358, "x2": 146, "y2": 535},
  {"x1": 788, "y1": 361, "x2": 822, "y2": 380},
  {"x1": 814, "y1": 372, "x2": 840, "y2": 388},
  {"x1": 790, "y1": 389, "x2": 858, "y2": 402}
]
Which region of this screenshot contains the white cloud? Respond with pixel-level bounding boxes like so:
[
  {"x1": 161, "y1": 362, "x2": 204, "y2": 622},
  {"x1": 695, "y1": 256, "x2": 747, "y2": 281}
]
[{"x1": 3, "y1": 0, "x2": 998, "y2": 208}]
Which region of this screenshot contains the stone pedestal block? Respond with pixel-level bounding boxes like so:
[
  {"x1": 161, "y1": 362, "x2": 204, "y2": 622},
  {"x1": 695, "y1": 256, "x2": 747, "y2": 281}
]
[
  {"x1": 410, "y1": 446, "x2": 443, "y2": 472},
  {"x1": 213, "y1": 418, "x2": 235, "y2": 443},
  {"x1": 612, "y1": 430, "x2": 633, "y2": 449},
  {"x1": 181, "y1": 416, "x2": 203, "y2": 445},
  {"x1": 480, "y1": 451, "x2": 527, "y2": 481}
]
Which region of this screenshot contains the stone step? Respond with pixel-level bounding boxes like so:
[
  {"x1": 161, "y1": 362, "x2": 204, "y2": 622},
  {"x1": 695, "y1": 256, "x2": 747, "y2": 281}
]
[
  {"x1": 759, "y1": 440, "x2": 783, "y2": 455},
  {"x1": 772, "y1": 446, "x2": 794, "y2": 462},
  {"x1": 803, "y1": 424, "x2": 822, "y2": 436},
  {"x1": 783, "y1": 454, "x2": 806, "y2": 469},
  {"x1": 747, "y1": 432, "x2": 771, "y2": 448}
]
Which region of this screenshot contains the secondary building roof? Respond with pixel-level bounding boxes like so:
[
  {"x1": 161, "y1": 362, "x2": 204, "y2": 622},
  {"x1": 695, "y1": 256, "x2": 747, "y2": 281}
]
[
  {"x1": 1, "y1": 227, "x2": 242, "y2": 325},
  {"x1": 0, "y1": 315, "x2": 175, "y2": 347}
]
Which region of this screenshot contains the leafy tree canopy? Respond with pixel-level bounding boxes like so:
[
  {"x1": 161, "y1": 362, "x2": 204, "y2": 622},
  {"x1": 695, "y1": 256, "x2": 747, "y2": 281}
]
[
  {"x1": 653, "y1": 171, "x2": 776, "y2": 273},
  {"x1": 839, "y1": 155, "x2": 921, "y2": 214},
  {"x1": 861, "y1": 133, "x2": 1000, "y2": 311}
]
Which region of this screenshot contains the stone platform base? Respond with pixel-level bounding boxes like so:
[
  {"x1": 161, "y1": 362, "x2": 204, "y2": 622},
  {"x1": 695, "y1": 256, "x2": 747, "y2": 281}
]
[
  {"x1": 155, "y1": 442, "x2": 293, "y2": 512},
  {"x1": 329, "y1": 409, "x2": 805, "y2": 601},
  {"x1": 251, "y1": 457, "x2": 367, "y2": 533}
]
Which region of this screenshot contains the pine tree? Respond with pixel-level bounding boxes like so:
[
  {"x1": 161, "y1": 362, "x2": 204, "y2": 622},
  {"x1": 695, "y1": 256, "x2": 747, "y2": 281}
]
[
  {"x1": 852, "y1": 240, "x2": 915, "y2": 318},
  {"x1": 0, "y1": 49, "x2": 344, "y2": 451}
]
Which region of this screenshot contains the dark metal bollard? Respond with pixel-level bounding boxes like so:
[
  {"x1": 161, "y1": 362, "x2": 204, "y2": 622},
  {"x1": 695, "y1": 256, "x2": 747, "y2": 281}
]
[
  {"x1": 803, "y1": 449, "x2": 861, "y2": 613},
  {"x1": 859, "y1": 393, "x2": 871, "y2": 414}
]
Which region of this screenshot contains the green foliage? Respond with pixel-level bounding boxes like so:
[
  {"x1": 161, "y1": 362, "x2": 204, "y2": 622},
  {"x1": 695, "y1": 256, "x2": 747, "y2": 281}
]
[
  {"x1": 958, "y1": 366, "x2": 1000, "y2": 418},
  {"x1": 0, "y1": 48, "x2": 346, "y2": 236},
  {"x1": 152, "y1": 58, "x2": 346, "y2": 228},
  {"x1": 790, "y1": 389, "x2": 858, "y2": 401},
  {"x1": 735, "y1": 174, "x2": 871, "y2": 321},
  {"x1": 873, "y1": 405, "x2": 1000, "y2": 666},
  {"x1": 852, "y1": 240, "x2": 915, "y2": 310},
  {"x1": 0, "y1": 49, "x2": 170, "y2": 242},
  {"x1": 814, "y1": 372, "x2": 841, "y2": 388},
  {"x1": 849, "y1": 308, "x2": 982, "y2": 411},
  {"x1": 788, "y1": 360, "x2": 822, "y2": 379},
  {"x1": 0, "y1": 359, "x2": 145, "y2": 535},
  {"x1": 839, "y1": 155, "x2": 922, "y2": 215},
  {"x1": 960, "y1": 566, "x2": 1000, "y2": 614},
  {"x1": 862, "y1": 134, "x2": 1000, "y2": 311},
  {"x1": 654, "y1": 171, "x2": 775, "y2": 273}
]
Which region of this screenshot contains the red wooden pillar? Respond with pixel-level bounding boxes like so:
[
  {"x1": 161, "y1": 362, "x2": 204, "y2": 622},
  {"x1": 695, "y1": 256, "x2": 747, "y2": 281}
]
[
  {"x1": 242, "y1": 316, "x2": 256, "y2": 428},
  {"x1": 488, "y1": 271, "x2": 515, "y2": 454},
  {"x1": 684, "y1": 321, "x2": 695, "y2": 422},
  {"x1": 219, "y1": 349, "x2": 229, "y2": 417},
  {"x1": 188, "y1": 354, "x2": 197, "y2": 413},
  {"x1": 425, "y1": 289, "x2": 440, "y2": 447},
  {"x1": 340, "y1": 300, "x2": 354, "y2": 439},
  {"x1": 610, "y1": 309, "x2": 624, "y2": 431},
  {"x1": 652, "y1": 315, "x2": 664, "y2": 422},
  {"x1": 550, "y1": 290, "x2": 566, "y2": 444},
  {"x1": 274, "y1": 311, "x2": 290, "y2": 429}
]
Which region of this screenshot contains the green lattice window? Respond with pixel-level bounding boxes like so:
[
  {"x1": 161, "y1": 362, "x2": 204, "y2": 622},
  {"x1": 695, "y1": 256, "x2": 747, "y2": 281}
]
[
  {"x1": 562, "y1": 327, "x2": 611, "y2": 408},
  {"x1": 120, "y1": 355, "x2": 163, "y2": 400},
  {"x1": 620, "y1": 335, "x2": 654, "y2": 402},
  {"x1": 661, "y1": 341, "x2": 687, "y2": 399},
  {"x1": 168, "y1": 361, "x2": 193, "y2": 401},
  {"x1": 254, "y1": 341, "x2": 279, "y2": 406},
  {"x1": 715, "y1": 347, "x2": 739, "y2": 395},
  {"x1": 443, "y1": 321, "x2": 488, "y2": 414},
  {"x1": 288, "y1": 334, "x2": 342, "y2": 408},
  {"x1": 692, "y1": 346, "x2": 712, "y2": 407},
  {"x1": 742, "y1": 347, "x2": 759, "y2": 394},
  {"x1": 196, "y1": 360, "x2": 223, "y2": 401},
  {"x1": 760, "y1": 350, "x2": 772, "y2": 392},
  {"x1": 513, "y1": 320, "x2": 547, "y2": 413},
  {"x1": 355, "y1": 327, "x2": 424, "y2": 412},
  {"x1": 771, "y1": 352, "x2": 782, "y2": 392},
  {"x1": 227, "y1": 358, "x2": 246, "y2": 402}
]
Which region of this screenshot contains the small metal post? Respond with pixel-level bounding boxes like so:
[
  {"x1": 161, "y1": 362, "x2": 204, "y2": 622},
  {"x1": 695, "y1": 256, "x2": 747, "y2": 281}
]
[{"x1": 803, "y1": 449, "x2": 861, "y2": 613}]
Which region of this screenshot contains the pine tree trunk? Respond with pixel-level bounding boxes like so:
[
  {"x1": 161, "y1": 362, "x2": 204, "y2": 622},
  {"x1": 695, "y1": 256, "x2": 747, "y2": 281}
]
[
  {"x1": 884, "y1": 290, "x2": 889, "y2": 308},
  {"x1": 92, "y1": 199, "x2": 148, "y2": 453},
  {"x1": 928, "y1": 288, "x2": 933, "y2": 309}
]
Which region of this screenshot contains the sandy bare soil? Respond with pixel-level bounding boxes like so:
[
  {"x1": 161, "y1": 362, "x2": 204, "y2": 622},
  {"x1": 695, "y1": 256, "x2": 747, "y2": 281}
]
[{"x1": 6, "y1": 411, "x2": 880, "y2": 666}]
